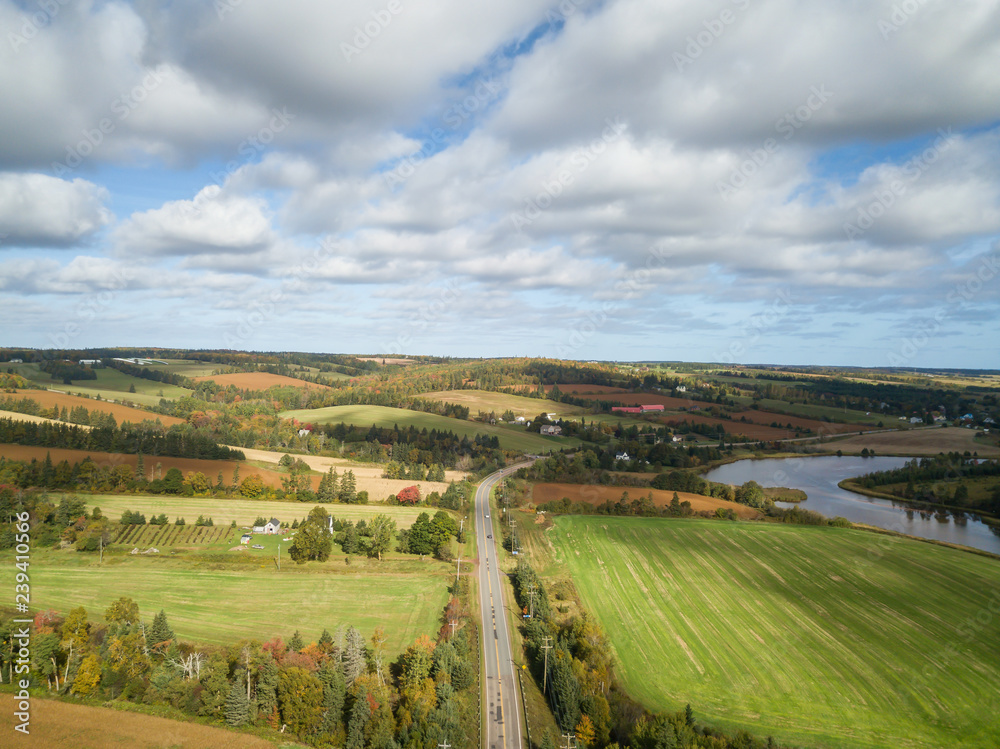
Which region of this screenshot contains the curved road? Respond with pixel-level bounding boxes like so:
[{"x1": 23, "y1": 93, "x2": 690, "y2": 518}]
[{"x1": 475, "y1": 465, "x2": 527, "y2": 749}]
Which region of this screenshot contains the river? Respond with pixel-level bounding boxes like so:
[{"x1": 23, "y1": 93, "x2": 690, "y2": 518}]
[{"x1": 702, "y1": 455, "x2": 1000, "y2": 555}]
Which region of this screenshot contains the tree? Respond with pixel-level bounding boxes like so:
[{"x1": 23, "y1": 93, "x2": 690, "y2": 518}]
[
  {"x1": 317, "y1": 468, "x2": 339, "y2": 503},
  {"x1": 61, "y1": 606, "x2": 90, "y2": 650},
  {"x1": 396, "y1": 485, "x2": 421, "y2": 505},
  {"x1": 289, "y1": 630, "x2": 304, "y2": 651},
  {"x1": 339, "y1": 470, "x2": 357, "y2": 503},
  {"x1": 288, "y1": 506, "x2": 333, "y2": 563},
  {"x1": 162, "y1": 467, "x2": 184, "y2": 494},
  {"x1": 576, "y1": 714, "x2": 596, "y2": 747},
  {"x1": 105, "y1": 597, "x2": 139, "y2": 626},
  {"x1": 278, "y1": 666, "x2": 324, "y2": 735},
  {"x1": 240, "y1": 474, "x2": 265, "y2": 499},
  {"x1": 367, "y1": 514, "x2": 396, "y2": 561},
  {"x1": 225, "y1": 676, "x2": 251, "y2": 726},
  {"x1": 147, "y1": 609, "x2": 174, "y2": 652},
  {"x1": 342, "y1": 626, "x2": 366, "y2": 686},
  {"x1": 735, "y1": 480, "x2": 767, "y2": 509},
  {"x1": 72, "y1": 653, "x2": 102, "y2": 696}
]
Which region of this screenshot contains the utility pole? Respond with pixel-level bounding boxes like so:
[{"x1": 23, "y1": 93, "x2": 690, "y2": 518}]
[
  {"x1": 455, "y1": 555, "x2": 461, "y2": 585},
  {"x1": 542, "y1": 636, "x2": 553, "y2": 693},
  {"x1": 99, "y1": 534, "x2": 103, "y2": 564},
  {"x1": 562, "y1": 733, "x2": 577, "y2": 749},
  {"x1": 527, "y1": 583, "x2": 537, "y2": 618},
  {"x1": 449, "y1": 619, "x2": 458, "y2": 639},
  {"x1": 277, "y1": 544, "x2": 281, "y2": 571},
  {"x1": 438, "y1": 740, "x2": 451, "y2": 749}
]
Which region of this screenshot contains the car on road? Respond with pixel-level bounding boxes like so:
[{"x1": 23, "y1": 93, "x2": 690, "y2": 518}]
[{"x1": 487, "y1": 534, "x2": 492, "y2": 539}]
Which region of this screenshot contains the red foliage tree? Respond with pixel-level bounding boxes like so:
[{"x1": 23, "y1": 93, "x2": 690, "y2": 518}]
[{"x1": 396, "y1": 485, "x2": 421, "y2": 505}]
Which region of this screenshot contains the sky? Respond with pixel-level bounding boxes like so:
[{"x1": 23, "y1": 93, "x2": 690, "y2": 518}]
[{"x1": 1, "y1": 0, "x2": 999, "y2": 368}]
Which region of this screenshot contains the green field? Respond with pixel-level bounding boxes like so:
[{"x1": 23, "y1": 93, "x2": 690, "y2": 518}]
[
  {"x1": 11, "y1": 362, "x2": 192, "y2": 401},
  {"x1": 85, "y1": 494, "x2": 429, "y2": 528},
  {"x1": 279, "y1": 404, "x2": 579, "y2": 452},
  {"x1": 731, "y1": 395, "x2": 885, "y2": 426},
  {"x1": 22, "y1": 547, "x2": 450, "y2": 656},
  {"x1": 420, "y1": 389, "x2": 585, "y2": 419},
  {"x1": 548, "y1": 516, "x2": 1000, "y2": 749}
]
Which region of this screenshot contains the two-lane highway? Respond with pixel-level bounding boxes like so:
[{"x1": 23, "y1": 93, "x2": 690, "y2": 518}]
[{"x1": 476, "y1": 466, "x2": 526, "y2": 749}]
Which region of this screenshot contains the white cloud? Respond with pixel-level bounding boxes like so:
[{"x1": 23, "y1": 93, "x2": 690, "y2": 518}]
[{"x1": 0, "y1": 173, "x2": 111, "y2": 247}]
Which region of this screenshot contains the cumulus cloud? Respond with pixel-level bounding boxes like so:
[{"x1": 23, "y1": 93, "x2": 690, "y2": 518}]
[{"x1": 0, "y1": 173, "x2": 111, "y2": 247}]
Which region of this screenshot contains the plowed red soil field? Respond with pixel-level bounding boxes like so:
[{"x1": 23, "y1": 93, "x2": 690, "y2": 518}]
[
  {"x1": 531, "y1": 482, "x2": 762, "y2": 519},
  {"x1": 661, "y1": 413, "x2": 792, "y2": 440},
  {"x1": 9, "y1": 389, "x2": 183, "y2": 426},
  {"x1": 192, "y1": 372, "x2": 330, "y2": 390}
]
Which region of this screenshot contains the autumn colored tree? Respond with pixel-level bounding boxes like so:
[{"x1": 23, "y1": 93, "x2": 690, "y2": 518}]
[{"x1": 396, "y1": 485, "x2": 421, "y2": 505}]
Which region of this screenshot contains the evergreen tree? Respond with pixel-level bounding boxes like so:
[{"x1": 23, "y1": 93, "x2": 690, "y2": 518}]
[
  {"x1": 226, "y1": 676, "x2": 251, "y2": 726},
  {"x1": 342, "y1": 626, "x2": 366, "y2": 686},
  {"x1": 339, "y1": 470, "x2": 357, "y2": 503},
  {"x1": 256, "y1": 659, "x2": 279, "y2": 725},
  {"x1": 289, "y1": 630, "x2": 304, "y2": 651},
  {"x1": 319, "y1": 628, "x2": 334, "y2": 654},
  {"x1": 344, "y1": 684, "x2": 371, "y2": 749},
  {"x1": 147, "y1": 609, "x2": 174, "y2": 651},
  {"x1": 318, "y1": 468, "x2": 339, "y2": 503}
]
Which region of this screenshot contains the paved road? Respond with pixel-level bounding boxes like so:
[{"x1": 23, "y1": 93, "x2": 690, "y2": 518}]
[{"x1": 476, "y1": 465, "x2": 527, "y2": 749}]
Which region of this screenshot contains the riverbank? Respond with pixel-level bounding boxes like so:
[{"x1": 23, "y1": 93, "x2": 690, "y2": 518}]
[{"x1": 839, "y1": 478, "x2": 1000, "y2": 526}]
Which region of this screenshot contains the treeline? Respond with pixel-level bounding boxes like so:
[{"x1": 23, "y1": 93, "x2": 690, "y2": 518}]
[
  {"x1": 854, "y1": 454, "x2": 1000, "y2": 513},
  {"x1": 39, "y1": 359, "x2": 98, "y2": 384},
  {"x1": 519, "y1": 448, "x2": 730, "y2": 487},
  {"x1": 0, "y1": 418, "x2": 244, "y2": 460},
  {"x1": 0, "y1": 595, "x2": 480, "y2": 748},
  {"x1": 0, "y1": 396, "x2": 122, "y2": 429},
  {"x1": 512, "y1": 561, "x2": 782, "y2": 748},
  {"x1": 106, "y1": 359, "x2": 191, "y2": 387}
]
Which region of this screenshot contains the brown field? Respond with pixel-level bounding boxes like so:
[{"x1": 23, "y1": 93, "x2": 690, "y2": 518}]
[
  {"x1": 192, "y1": 372, "x2": 331, "y2": 390},
  {"x1": 531, "y1": 482, "x2": 763, "y2": 519},
  {"x1": 0, "y1": 444, "x2": 287, "y2": 488},
  {"x1": 734, "y1": 409, "x2": 860, "y2": 435},
  {"x1": 827, "y1": 426, "x2": 1000, "y2": 456},
  {"x1": 10, "y1": 389, "x2": 183, "y2": 426},
  {"x1": 544, "y1": 384, "x2": 629, "y2": 394},
  {"x1": 0, "y1": 693, "x2": 280, "y2": 748},
  {"x1": 0, "y1": 444, "x2": 453, "y2": 498},
  {"x1": 661, "y1": 413, "x2": 792, "y2": 440},
  {"x1": 0, "y1": 409, "x2": 93, "y2": 428},
  {"x1": 238, "y1": 446, "x2": 466, "y2": 484},
  {"x1": 568, "y1": 391, "x2": 704, "y2": 409}
]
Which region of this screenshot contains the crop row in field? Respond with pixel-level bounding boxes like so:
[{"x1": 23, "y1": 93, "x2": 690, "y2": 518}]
[
  {"x1": 548, "y1": 516, "x2": 1000, "y2": 749},
  {"x1": 114, "y1": 523, "x2": 232, "y2": 548},
  {"x1": 193, "y1": 371, "x2": 331, "y2": 390}
]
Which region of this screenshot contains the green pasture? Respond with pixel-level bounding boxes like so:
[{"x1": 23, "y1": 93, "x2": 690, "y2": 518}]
[
  {"x1": 279, "y1": 404, "x2": 579, "y2": 452},
  {"x1": 11, "y1": 362, "x2": 191, "y2": 401},
  {"x1": 549, "y1": 516, "x2": 1000, "y2": 749}
]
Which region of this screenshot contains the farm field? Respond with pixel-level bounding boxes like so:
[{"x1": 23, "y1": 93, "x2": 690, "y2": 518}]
[
  {"x1": 0, "y1": 444, "x2": 293, "y2": 488},
  {"x1": 193, "y1": 372, "x2": 332, "y2": 390},
  {"x1": 548, "y1": 516, "x2": 1000, "y2": 749},
  {"x1": 0, "y1": 408, "x2": 90, "y2": 427},
  {"x1": 828, "y1": 426, "x2": 1000, "y2": 456},
  {"x1": 142, "y1": 358, "x2": 226, "y2": 378},
  {"x1": 735, "y1": 408, "x2": 862, "y2": 435},
  {"x1": 420, "y1": 388, "x2": 585, "y2": 419},
  {"x1": 279, "y1": 404, "x2": 579, "y2": 452},
  {"x1": 731, "y1": 396, "x2": 885, "y2": 426},
  {"x1": 236, "y1": 446, "x2": 467, "y2": 484},
  {"x1": 24, "y1": 547, "x2": 450, "y2": 655},
  {"x1": 86, "y1": 493, "x2": 429, "y2": 528},
  {"x1": 10, "y1": 362, "x2": 192, "y2": 399},
  {"x1": 530, "y1": 483, "x2": 762, "y2": 519},
  {"x1": 0, "y1": 693, "x2": 283, "y2": 749},
  {"x1": 5, "y1": 389, "x2": 184, "y2": 425},
  {"x1": 662, "y1": 412, "x2": 793, "y2": 440},
  {"x1": 567, "y1": 391, "x2": 701, "y2": 409},
  {"x1": 544, "y1": 384, "x2": 629, "y2": 394}
]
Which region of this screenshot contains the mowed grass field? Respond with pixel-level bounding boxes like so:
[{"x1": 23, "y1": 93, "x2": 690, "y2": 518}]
[
  {"x1": 549, "y1": 516, "x2": 1000, "y2": 749},
  {"x1": 11, "y1": 362, "x2": 192, "y2": 400},
  {"x1": 86, "y1": 493, "x2": 429, "y2": 528},
  {"x1": 530, "y1": 483, "x2": 762, "y2": 519},
  {"x1": 828, "y1": 425, "x2": 1000, "y2": 457},
  {"x1": 279, "y1": 404, "x2": 578, "y2": 452},
  {"x1": 420, "y1": 389, "x2": 585, "y2": 419},
  {"x1": 21, "y1": 545, "x2": 451, "y2": 656}
]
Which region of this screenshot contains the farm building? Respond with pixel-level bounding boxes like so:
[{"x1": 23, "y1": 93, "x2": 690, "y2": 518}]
[
  {"x1": 263, "y1": 518, "x2": 280, "y2": 534},
  {"x1": 540, "y1": 425, "x2": 562, "y2": 436},
  {"x1": 78, "y1": 359, "x2": 102, "y2": 366},
  {"x1": 297, "y1": 429, "x2": 311, "y2": 437},
  {"x1": 616, "y1": 451, "x2": 631, "y2": 461},
  {"x1": 240, "y1": 533, "x2": 252, "y2": 544},
  {"x1": 640, "y1": 404, "x2": 664, "y2": 413},
  {"x1": 612, "y1": 406, "x2": 643, "y2": 415}
]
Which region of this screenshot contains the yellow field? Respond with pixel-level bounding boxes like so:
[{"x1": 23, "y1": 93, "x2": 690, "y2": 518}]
[
  {"x1": 420, "y1": 389, "x2": 584, "y2": 418},
  {"x1": 0, "y1": 694, "x2": 283, "y2": 748},
  {"x1": 8, "y1": 389, "x2": 184, "y2": 426},
  {"x1": 828, "y1": 426, "x2": 999, "y2": 456}
]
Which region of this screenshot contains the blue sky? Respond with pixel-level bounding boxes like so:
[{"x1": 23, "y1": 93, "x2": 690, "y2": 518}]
[{"x1": 1, "y1": 0, "x2": 999, "y2": 367}]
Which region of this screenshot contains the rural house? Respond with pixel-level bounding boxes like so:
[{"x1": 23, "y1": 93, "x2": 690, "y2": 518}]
[
  {"x1": 616, "y1": 451, "x2": 630, "y2": 461},
  {"x1": 540, "y1": 425, "x2": 562, "y2": 436},
  {"x1": 264, "y1": 518, "x2": 280, "y2": 534}
]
